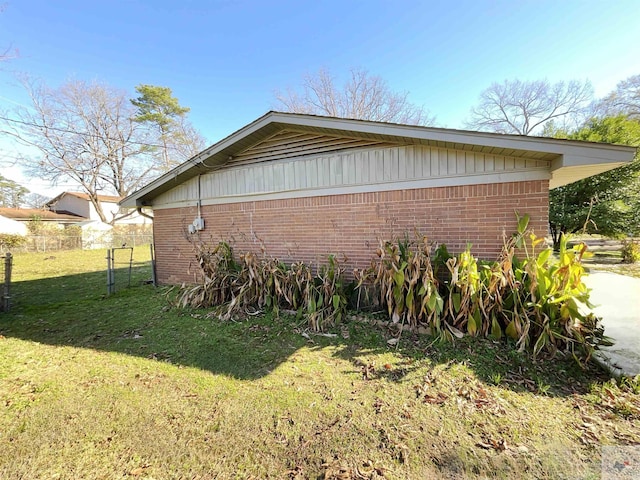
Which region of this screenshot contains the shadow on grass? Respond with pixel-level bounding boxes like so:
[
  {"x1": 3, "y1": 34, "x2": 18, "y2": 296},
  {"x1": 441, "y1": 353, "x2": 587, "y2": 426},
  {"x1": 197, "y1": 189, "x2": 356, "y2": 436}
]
[
  {"x1": 323, "y1": 323, "x2": 604, "y2": 397},
  {"x1": 1, "y1": 268, "x2": 611, "y2": 393}
]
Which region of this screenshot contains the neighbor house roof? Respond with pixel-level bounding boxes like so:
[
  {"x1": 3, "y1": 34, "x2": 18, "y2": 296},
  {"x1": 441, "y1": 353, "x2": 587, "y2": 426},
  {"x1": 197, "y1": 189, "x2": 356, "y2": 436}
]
[
  {"x1": 121, "y1": 111, "x2": 637, "y2": 208},
  {"x1": 46, "y1": 191, "x2": 123, "y2": 206},
  {"x1": 0, "y1": 207, "x2": 86, "y2": 222}
]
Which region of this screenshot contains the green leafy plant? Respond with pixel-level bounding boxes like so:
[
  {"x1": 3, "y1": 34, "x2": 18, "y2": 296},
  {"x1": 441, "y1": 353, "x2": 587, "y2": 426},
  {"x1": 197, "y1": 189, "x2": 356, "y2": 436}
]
[
  {"x1": 536, "y1": 379, "x2": 551, "y2": 396},
  {"x1": 510, "y1": 226, "x2": 612, "y2": 364},
  {"x1": 357, "y1": 214, "x2": 611, "y2": 366},
  {"x1": 0, "y1": 233, "x2": 26, "y2": 251}
]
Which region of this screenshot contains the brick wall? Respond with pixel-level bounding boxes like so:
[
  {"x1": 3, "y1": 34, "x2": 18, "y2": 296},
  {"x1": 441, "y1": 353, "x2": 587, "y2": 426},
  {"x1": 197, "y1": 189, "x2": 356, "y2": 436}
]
[{"x1": 152, "y1": 180, "x2": 549, "y2": 284}]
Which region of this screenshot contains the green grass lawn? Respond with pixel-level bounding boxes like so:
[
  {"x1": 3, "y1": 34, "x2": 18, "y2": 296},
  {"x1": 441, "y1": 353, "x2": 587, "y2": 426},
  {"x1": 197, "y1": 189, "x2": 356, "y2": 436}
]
[{"x1": 1, "y1": 247, "x2": 638, "y2": 479}]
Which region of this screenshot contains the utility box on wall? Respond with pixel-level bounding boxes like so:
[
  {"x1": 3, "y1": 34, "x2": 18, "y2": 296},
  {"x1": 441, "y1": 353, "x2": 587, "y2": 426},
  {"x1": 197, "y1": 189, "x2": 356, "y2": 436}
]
[
  {"x1": 188, "y1": 216, "x2": 205, "y2": 234},
  {"x1": 193, "y1": 217, "x2": 205, "y2": 231}
]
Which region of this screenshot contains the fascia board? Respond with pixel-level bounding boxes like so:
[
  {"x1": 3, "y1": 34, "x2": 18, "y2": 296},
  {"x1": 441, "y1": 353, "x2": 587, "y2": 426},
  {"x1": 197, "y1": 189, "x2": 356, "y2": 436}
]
[{"x1": 270, "y1": 113, "x2": 636, "y2": 157}]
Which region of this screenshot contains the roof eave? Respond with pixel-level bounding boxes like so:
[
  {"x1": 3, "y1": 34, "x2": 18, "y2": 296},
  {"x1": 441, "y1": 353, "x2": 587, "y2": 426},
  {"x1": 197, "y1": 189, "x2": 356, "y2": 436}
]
[
  {"x1": 119, "y1": 112, "x2": 638, "y2": 207},
  {"x1": 548, "y1": 148, "x2": 636, "y2": 188},
  {"x1": 121, "y1": 112, "x2": 282, "y2": 208}
]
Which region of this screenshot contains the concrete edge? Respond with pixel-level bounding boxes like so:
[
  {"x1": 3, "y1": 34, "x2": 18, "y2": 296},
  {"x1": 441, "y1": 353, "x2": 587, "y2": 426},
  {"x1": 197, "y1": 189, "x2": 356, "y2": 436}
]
[{"x1": 592, "y1": 351, "x2": 626, "y2": 379}]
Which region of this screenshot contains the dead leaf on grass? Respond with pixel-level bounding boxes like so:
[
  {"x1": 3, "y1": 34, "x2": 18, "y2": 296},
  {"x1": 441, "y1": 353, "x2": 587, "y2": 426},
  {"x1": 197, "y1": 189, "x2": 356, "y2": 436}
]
[
  {"x1": 476, "y1": 438, "x2": 507, "y2": 451},
  {"x1": 362, "y1": 362, "x2": 375, "y2": 380},
  {"x1": 128, "y1": 464, "x2": 150, "y2": 476},
  {"x1": 355, "y1": 460, "x2": 387, "y2": 479},
  {"x1": 285, "y1": 466, "x2": 305, "y2": 479},
  {"x1": 322, "y1": 460, "x2": 353, "y2": 480},
  {"x1": 414, "y1": 373, "x2": 436, "y2": 398},
  {"x1": 341, "y1": 326, "x2": 350, "y2": 339},
  {"x1": 423, "y1": 392, "x2": 448, "y2": 405},
  {"x1": 400, "y1": 405, "x2": 412, "y2": 419},
  {"x1": 604, "y1": 387, "x2": 617, "y2": 401},
  {"x1": 323, "y1": 459, "x2": 386, "y2": 479},
  {"x1": 576, "y1": 420, "x2": 601, "y2": 446},
  {"x1": 579, "y1": 429, "x2": 600, "y2": 446}
]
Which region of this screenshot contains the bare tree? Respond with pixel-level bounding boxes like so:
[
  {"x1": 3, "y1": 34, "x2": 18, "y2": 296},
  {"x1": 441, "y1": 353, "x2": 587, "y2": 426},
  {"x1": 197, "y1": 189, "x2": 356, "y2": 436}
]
[
  {"x1": 0, "y1": 40, "x2": 16, "y2": 62},
  {"x1": 168, "y1": 117, "x2": 208, "y2": 163},
  {"x1": 275, "y1": 67, "x2": 435, "y2": 126},
  {"x1": 24, "y1": 192, "x2": 49, "y2": 209},
  {"x1": 1, "y1": 78, "x2": 156, "y2": 224},
  {"x1": 465, "y1": 79, "x2": 593, "y2": 135},
  {"x1": 599, "y1": 74, "x2": 640, "y2": 119},
  {"x1": 0, "y1": 4, "x2": 17, "y2": 62}
]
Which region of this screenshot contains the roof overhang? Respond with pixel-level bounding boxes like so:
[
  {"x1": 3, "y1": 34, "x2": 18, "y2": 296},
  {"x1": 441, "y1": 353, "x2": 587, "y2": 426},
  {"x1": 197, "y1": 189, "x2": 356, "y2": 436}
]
[{"x1": 120, "y1": 112, "x2": 637, "y2": 208}]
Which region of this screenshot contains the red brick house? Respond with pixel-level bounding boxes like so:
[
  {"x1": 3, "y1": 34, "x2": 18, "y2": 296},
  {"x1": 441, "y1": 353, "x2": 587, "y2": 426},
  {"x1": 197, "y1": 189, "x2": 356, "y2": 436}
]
[{"x1": 120, "y1": 112, "x2": 635, "y2": 284}]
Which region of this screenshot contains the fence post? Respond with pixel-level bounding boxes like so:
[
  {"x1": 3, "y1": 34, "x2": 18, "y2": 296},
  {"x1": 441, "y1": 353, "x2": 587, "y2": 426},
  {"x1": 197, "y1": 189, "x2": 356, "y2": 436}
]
[
  {"x1": 150, "y1": 243, "x2": 157, "y2": 287},
  {"x1": 3, "y1": 253, "x2": 12, "y2": 312},
  {"x1": 106, "y1": 249, "x2": 112, "y2": 295}
]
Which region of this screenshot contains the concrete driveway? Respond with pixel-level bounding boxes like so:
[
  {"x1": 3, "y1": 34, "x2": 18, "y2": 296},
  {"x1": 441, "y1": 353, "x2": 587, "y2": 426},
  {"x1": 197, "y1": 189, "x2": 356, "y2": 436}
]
[{"x1": 584, "y1": 271, "x2": 640, "y2": 377}]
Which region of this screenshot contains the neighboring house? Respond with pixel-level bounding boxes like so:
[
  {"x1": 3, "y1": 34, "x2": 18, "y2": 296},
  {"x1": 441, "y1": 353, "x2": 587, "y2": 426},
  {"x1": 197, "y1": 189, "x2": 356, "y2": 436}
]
[
  {"x1": 0, "y1": 214, "x2": 28, "y2": 235},
  {"x1": 46, "y1": 191, "x2": 151, "y2": 226},
  {"x1": 121, "y1": 112, "x2": 636, "y2": 285},
  {"x1": 74, "y1": 220, "x2": 114, "y2": 250},
  {"x1": 0, "y1": 207, "x2": 85, "y2": 229}
]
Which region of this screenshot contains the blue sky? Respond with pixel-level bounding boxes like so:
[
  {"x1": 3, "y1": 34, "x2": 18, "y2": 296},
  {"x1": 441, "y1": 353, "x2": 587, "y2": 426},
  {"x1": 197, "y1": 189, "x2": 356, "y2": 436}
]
[{"x1": 1, "y1": 0, "x2": 639, "y2": 194}]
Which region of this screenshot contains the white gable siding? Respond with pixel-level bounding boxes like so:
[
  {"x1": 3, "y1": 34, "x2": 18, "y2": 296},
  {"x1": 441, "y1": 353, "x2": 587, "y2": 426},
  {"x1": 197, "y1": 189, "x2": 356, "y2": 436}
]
[
  {"x1": 51, "y1": 194, "x2": 150, "y2": 225},
  {"x1": 153, "y1": 144, "x2": 550, "y2": 209},
  {"x1": 90, "y1": 201, "x2": 114, "y2": 221},
  {"x1": 97, "y1": 201, "x2": 147, "y2": 224},
  {"x1": 52, "y1": 195, "x2": 91, "y2": 218}
]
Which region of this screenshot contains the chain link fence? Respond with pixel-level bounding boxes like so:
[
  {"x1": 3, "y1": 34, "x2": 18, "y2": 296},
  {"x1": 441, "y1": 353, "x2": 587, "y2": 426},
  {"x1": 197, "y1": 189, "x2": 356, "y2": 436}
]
[{"x1": 7, "y1": 234, "x2": 153, "y2": 253}]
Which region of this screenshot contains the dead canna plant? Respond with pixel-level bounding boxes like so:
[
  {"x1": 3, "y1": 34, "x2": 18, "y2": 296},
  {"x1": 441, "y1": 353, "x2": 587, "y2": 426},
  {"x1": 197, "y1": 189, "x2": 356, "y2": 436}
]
[
  {"x1": 228, "y1": 253, "x2": 293, "y2": 316},
  {"x1": 307, "y1": 255, "x2": 348, "y2": 331},
  {"x1": 443, "y1": 244, "x2": 482, "y2": 339},
  {"x1": 355, "y1": 234, "x2": 444, "y2": 333},
  {"x1": 177, "y1": 241, "x2": 242, "y2": 309},
  {"x1": 176, "y1": 241, "x2": 347, "y2": 331}
]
